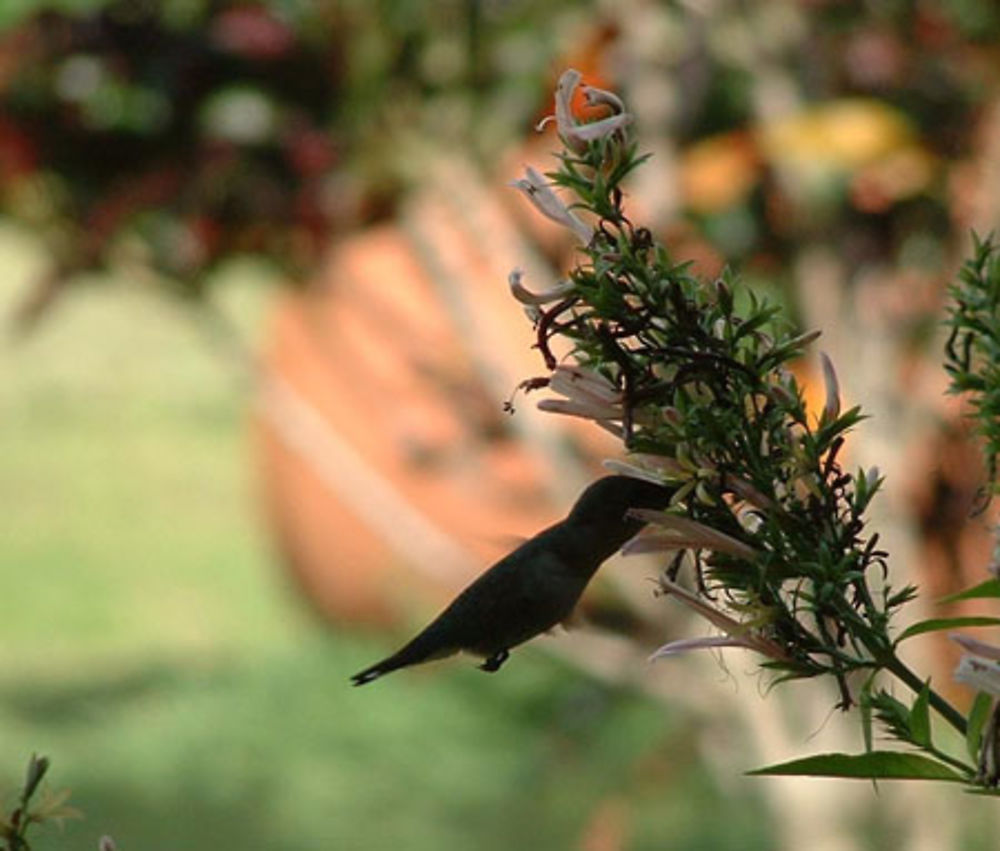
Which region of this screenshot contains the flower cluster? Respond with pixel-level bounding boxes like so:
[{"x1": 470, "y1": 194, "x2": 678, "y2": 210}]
[{"x1": 507, "y1": 69, "x2": 995, "y2": 787}]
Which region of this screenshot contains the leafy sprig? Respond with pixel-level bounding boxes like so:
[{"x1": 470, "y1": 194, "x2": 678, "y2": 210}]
[{"x1": 509, "y1": 69, "x2": 992, "y2": 787}]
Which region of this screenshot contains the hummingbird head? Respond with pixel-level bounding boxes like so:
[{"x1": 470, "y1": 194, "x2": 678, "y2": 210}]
[{"x1": 566, "y1": 475, "x2": 674, "y2": 534}]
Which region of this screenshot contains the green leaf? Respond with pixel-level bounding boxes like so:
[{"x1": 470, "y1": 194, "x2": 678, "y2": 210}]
[
  {"x1": 860, "y1": 679, "x2": 874, "y2": 755},
  {"x1": 747, "y1": 752, "x2": 967, "y2": 782},
  {"x1": 897, "y1": 616, "x2": 1000, "y2": 643},
  {"x1": 967, "y1": 692, "x2": 993, "y2": 761},
  {"x1": 939, "y1": 579, "x2": 1000, "y2": 604},
  {"x1": 909, "y1": 681, "x2": 932, "y2": 748}
]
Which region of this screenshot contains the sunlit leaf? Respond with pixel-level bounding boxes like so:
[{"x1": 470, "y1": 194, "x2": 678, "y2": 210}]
[{"x1": 747, "y1": 751, "x2": 967, "y2": 782}]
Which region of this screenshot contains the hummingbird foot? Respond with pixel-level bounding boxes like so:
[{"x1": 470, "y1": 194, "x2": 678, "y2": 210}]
[{"x1": 479, "y1": 649, "x2": 509, "y2": 673}]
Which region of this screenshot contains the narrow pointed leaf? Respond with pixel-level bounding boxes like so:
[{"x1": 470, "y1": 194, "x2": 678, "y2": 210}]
[
  {"x1": 897, "y1": 616, "x2": 1000, "y2": 643},
  {"x1": 967, "y1": 692, "x2": 993, "y2": 761},
  {"x1": 939, "y1": 579, "x2": 1000, "y2": 604},
  {"x1": 747, "y1": 751, "x2": 966, "y2": 782},
  {"x1": 860, "y1": 695, "x2": 873, "y2": 755},
  {"x1": 909, "y1": 681, "x2": 932, "y2": 748}
]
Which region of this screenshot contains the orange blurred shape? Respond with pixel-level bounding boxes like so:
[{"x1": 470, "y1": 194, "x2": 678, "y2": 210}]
[
  {"x1": 255, "y1": 167, "x2": 619, "y2": 630},
  {"x1": 679, "y1": 131, "x2": 760, "y2": 214}
]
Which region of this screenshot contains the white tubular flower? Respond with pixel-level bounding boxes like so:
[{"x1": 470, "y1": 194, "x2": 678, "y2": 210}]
[
  {"x1": 819, "y1": 351, "x2": 841, "y2": 422},
  {"x1": 650, "y1": 579, "x2": 789, "y2": 662},
  {"x1": 951, "y1": 633, "x2": 1000, "y2": 696},
  {"x1": 951, "y1": 632, "x2": 1000, "y2": 661},
  {"x1": 536, "y1": 397, "x2": 622, "y2": 421},
  {"x1": 649, "y1": 635, "x2": 763, "y2": 660},
  {"x1": 954, "y1": 654, "x2": 1000, "y2": 697},
  {"x1": 507, "y1": 268, "x2": 575, "y2": 305},
  {"x1": 625, "y1": 510, "x2": 759, "y2": 559},
  {"x1": 548, "y1": 364, "x2": 621, "y2": 404},
  {"x1": 537, "y1": 69, "x2": 632, "y2": 151},
  {"x1": 509, "y1": 166, "x2": 593, "y2": 244}
]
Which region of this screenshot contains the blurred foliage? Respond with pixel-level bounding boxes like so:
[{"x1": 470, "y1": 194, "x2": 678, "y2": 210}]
[
  {"x1": 0, "y1": 244, "x2": 775, "y2": 849},
  {"x1": 0, "y1": 0, "x2": 578, "y2": 315},
  {"x1": 0, "y1": 0, "x2": 998, "y2": 331}
]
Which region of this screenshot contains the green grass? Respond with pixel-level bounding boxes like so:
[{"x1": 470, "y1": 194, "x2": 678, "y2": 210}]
[{"x1": 0, "y1": 227, "x2": 774, "y2": 850}]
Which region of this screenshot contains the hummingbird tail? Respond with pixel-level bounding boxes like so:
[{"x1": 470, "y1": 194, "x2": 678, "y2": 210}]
[
  {"x1": 350, "y1": 635, "x2": 457, "y2": 686},
  {"x1": 350, "y1": 654, "x2": 406, "y2": 686}
]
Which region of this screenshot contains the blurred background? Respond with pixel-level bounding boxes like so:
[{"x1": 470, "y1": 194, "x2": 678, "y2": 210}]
[{"x1": 3, "y1": 1, "x2": 1000, "y2": 848}]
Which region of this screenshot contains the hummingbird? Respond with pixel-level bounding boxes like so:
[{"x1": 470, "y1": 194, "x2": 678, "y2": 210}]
[{"x1": 351, "y1": 475, "x2": 674, "y2": 685}]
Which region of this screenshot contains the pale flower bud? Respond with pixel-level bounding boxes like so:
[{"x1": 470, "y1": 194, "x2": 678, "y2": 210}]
[
  {"x1": 507, "y1": 268, "x2": 576, "y2": 305},
  {"x1": 819, "y1": 351, "x2": 841, "y2": 422},
  {"x1": 509, "y1": 166, "x2": 593, "y2": 244}
]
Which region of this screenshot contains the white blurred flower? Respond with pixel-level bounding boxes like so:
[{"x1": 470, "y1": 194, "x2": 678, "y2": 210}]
[{"x1": 951, "y1": 633, "x2": 1000, "y2": 696}]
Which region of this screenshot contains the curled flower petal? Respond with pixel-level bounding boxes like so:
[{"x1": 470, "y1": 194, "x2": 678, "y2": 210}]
[
  {"x1": 567, "y1": 113, "x2": 631, "y2": 143},
  {"x1": 582, "y1": 84, "x2": 626, "y2": 114},
  {"x1": 820, "y1": 351, "x2": 841, "y2": 421},
  {"x1": 507, "y1": 268, "x2": 576, "y2": 305},
  {"x1": 626, "y1": 511, "x2": 758, "y2": 559},
  {"x1": 510, "y1": 166, "x2": 593, "y2": 243}
]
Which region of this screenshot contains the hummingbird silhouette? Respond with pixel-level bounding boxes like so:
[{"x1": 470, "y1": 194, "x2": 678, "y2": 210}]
[{"x1": 351, "y1": 475, "x2": 674, "y2": 685}]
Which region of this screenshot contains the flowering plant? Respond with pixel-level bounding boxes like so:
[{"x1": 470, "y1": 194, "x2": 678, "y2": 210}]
[{"x1": 510, "y1": 70, "x2": 1000, "y2": 789}]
